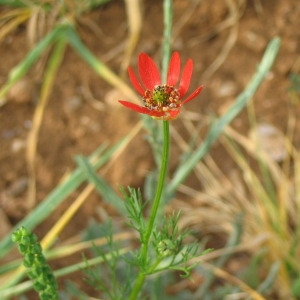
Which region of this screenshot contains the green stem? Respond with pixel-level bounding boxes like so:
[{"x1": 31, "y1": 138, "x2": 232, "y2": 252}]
[
  {"x1": 142, "y1": 121, "x2": 170, "y2": 258},
  {"x1": 129, "y1": 2, "x2": 172, "y2": 298},
  {"x1": 129, "y1": 121, "x2": 170, "y2": 300},
  {"x1": 162, "y1": 0, "x2": 173, "y2": 81},
  {"x1": 167, "y1": 37, "x2": 281, "y2": 196}
]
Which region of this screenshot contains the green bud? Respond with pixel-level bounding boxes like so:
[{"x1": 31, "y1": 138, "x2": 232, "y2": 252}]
[
  {"x1": 33, "y1": 280, "x2": 46, "y2": 291},
  {"x1": 11, "y1": 231, "x2": 22, "y2": 243},
  {"x1": 157, "y1": 239, "x2": 176, "y2": 257},
  {"x1": 23, "y1": 253, "x2": 35, "y2": 267}
]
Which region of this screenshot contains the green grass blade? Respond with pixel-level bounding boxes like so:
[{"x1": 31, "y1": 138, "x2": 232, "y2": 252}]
[
  {"x1": 197, "y1": 216, "x2": 244, "y2": 297},
  {"x1": 0, "y1": 0, "x2": 27, "y2": 7},
  {"x1": 82, "y1": 0, "x2": 112, "y2": 11},
  {"x1": 64, "y1": 25, "x2": 138, "y2": 102},
  {"x1": 0, "y1": 25, "x2": 66, "y2": 105},
  {"x1": 257, "y1": 261, "x2": 280, "y2": 294},
  {"x1": 0, "y1": 138, "x2": 127, "y2": 259},
  {"x1": 0, "y1": 249, "x2": 130, "y2": 298},
  {"x1": 75, "y1": 155, "x2": 126, "y2": 215},
  {"x1": 167, "y1": 37, "x2": 281, "y2": 197}
]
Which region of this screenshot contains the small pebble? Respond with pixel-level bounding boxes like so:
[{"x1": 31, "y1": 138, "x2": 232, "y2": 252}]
[
  {"x1": 65, "y1": 95, "x2": 83, "y2": 112},
  {"x1": 241, "y1": 30, "x2": 267, "y2": 53},
  {"x1": 8, "y1": 78, "x2": 34, "y2": 104},
  {"x1": 11, "y1": 138, "x2": 26, "y2": 153},
  {"x1": 217, "y1": 81, "x2": 238, "y2": 97},
  {"x1": 250, "y1": 123, "x2": 287, "y2": 162},
  {"x1": 105, "y1": 89, "x2": 127, "y2": 107},
  {"x1": 6, "y1": 177, "x2": 28, "y2": 197}
]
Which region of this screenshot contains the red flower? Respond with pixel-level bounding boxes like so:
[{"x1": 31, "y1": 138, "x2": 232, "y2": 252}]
[{"x1": 119, "y1": 52, "x2": 203, "y2": 120}]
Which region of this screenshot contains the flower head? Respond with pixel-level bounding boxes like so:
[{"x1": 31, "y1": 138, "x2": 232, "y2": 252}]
[{"x1": 119, "y1": 52, "x2": 203, "y2": 120}]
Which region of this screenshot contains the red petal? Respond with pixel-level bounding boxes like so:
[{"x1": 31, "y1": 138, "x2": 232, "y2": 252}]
[
  {"x1": 152, "y1": 109, "x2": 180, "y2": 120},
  {"x1": 118, "y1": 100, "x2": 165, "y2": 117},
  {"x1": 128, "y1": 67, "x2": 145, "y2": 96},
  {"x1": 138, "y1": 53, "x2": 161, "y2": 90},
  {"x1": 178, "y1": 58, "x2": 193, "y2": 97},
  {"x1": 181, "y1": 85, "x2": 203, "y2": 105},
  {"x1": 166, "y1": 110, "x2": 180, "y2": 120},
  {"x1": 167, "y1": 52, "x2": 180, "y2": 86}
]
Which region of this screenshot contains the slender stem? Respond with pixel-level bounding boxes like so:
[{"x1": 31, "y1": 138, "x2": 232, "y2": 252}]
[
  {"x1": 128, "y1": 121, "x2": 170, "y2": 300},
  {"x1": 162, "y1": 0, "x2": 173, "y2": 82},
  {"x1": 129, "y1": 1, "x2": 172, "y2": 298},
  {"x1": 142, "y1": 121, "x2": 170, "y2": 257}
]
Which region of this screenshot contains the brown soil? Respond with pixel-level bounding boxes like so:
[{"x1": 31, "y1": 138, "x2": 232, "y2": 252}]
[{"x1": 0, "y1": 0, "x2": 300, "y2": 298}]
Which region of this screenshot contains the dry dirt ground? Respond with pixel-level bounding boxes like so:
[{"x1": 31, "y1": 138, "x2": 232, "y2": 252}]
[{"x1": 0, "y1": 0, "x2": 300, "y2": 298}]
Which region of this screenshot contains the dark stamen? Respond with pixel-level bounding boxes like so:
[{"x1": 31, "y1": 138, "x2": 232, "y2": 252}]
[{"x1": 143, "y1": 84, "x2": 181, "y2": 112}]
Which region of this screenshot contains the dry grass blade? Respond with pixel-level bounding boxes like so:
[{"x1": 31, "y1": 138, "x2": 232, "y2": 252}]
[
  {"x1": 221, "y1": 124, "x2": 300, "y2": 296},
  {"x1": 2, "y1": 121, "x2": 142, "y2": 288},
  {"x1": 201, "y1": 261, "x2": 266, "y2": 300},
  {"x1": 40, "y1": 120, "x2": 142, "y2": 250},
  {"x1": 172, "y1": 0, "x2": 202, "y2": 39},
  {"x1": 121, "y1": 0, "x2": 142, "y2": 76},
  {"x1": 0, "y1": 8, "x2": 31, "y2": 41},
  {"x1": 177, "y1": 119, "x2": 299, "y2": 297},
  {"x1": 26, "y1": 40, "x2": 67, "y2": 209},
  {"x1": 26, "y1": 6, "x2": 46, "y2": 46},
  {"x1": 170, "y1": 73, "x2": 298, "y2": 297},
  {"x1": 201, "y1": 0, "x2": 240, "y2": 80},
  {"x1": 47, "y1": 231, "x2": 137, "y2": 260}
]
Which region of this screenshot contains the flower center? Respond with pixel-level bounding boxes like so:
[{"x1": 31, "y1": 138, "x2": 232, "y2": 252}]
[{"x1": 143, "y1": 84, "x2": 181, "y2": 112}]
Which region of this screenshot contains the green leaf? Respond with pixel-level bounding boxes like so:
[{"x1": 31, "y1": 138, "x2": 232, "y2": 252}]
[
  {"x1": 0, "y1": 140, "x2": 126, "y2": 260},
  {"x1": 75, "y1": 155, "x2": 126, "y2": 215},
  {"x1": 166, "y1": 37, "x2": 281, "y2": 198}
]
